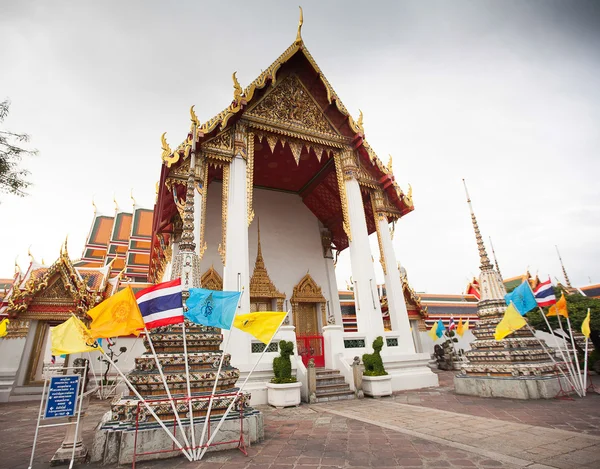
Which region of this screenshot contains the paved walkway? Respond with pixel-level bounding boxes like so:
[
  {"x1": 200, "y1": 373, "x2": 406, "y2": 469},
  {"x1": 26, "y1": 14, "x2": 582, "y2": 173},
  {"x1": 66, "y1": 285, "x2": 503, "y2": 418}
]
[{"x1": 2, "y1": 371, "x2": 599, "y2": 469}]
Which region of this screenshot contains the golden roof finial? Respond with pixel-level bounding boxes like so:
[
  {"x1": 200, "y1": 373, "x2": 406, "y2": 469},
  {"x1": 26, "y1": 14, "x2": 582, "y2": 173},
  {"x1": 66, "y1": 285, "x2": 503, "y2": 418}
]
[
  {"x1": 113, "y1": 193, "x2": 119, "y2": 212},
  {"x1": 161, "y1": 132, "x2": 179, "y2": 167},
  {"x1": 296, "y1": 6, "x2": 304, "y2": 45},
  {"x1": 130, "y1": 189, "x2": 136, "y2": 207},
  {"x1": 92, "y1": 196, "x2": 97, "y2": 213},
  {"x1": 387, "y1": 154, "x2": 393, "y2": 172},
  {"x1": 27, "y1": 245, "x2": 33, "y2": 262},
  {"x1": 232, "y1": 72, "x2": 243, "y2": 103},
  {"x1": 64, "y1": 235, "x2": 69, "y2": 255},
  {"x1": 14, "y1": 256, "x2": 20, "y2": 274},
  {"x1": 357, "y1": 109, "x2": 364, "y2": 133},
  {"x1": 190, "y1": 105, "x2": 199, "y2": 127}
]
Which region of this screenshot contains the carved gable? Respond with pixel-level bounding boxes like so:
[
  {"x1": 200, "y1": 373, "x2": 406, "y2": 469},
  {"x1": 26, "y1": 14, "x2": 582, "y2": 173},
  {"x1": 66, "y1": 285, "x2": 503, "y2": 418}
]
[
  {"x1": 201, "y1": 266, "x2": 223, "y2": 291},
  {"x1": 246, "y1": 74, "x2": 339, "y2": 138},
  {"x1": 291, "y1": 273, "x2": 326, "y2": 304}
]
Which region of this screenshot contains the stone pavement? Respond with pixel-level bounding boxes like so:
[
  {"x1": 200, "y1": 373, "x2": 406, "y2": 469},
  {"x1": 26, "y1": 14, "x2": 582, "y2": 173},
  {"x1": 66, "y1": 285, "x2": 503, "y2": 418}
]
[{"x1": 1, "y1": 371, "x2": 599, "y2": 469}]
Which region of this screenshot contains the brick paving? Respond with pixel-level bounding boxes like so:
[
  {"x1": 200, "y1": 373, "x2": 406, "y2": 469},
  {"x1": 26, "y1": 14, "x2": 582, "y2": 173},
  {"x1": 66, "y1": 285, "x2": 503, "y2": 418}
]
[{"x1": 1, "y1": 370, "x2": 599, "y2": 469}]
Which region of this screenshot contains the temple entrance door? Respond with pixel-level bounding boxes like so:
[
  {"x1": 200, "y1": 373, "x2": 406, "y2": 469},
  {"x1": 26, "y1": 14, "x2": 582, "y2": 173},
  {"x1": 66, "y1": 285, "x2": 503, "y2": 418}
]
[{"x1": 295, "y1": 303, "x2": 325, "y2": 368}]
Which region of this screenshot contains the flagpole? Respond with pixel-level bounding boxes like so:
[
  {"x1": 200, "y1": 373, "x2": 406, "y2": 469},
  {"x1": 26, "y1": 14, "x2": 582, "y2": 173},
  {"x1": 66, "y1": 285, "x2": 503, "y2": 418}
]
[
  {"x1": 145, "y1": 328, "x2": 191, "y2": 450},
  {"x1": 524, "y1": 322, "x2": 579, "y2": 396},
  {"x1": 583, "y1": 335, "x2": 589, "y2": 397},
  {"x1": 195, "y1": 289, "x2": 244, "y2": 459},
  {"x1": 99, "y1": 348, "x2": 193, "y2": 461},
  {"x1": 565, "y1": 316, "x2": 585, "y2": 394},
  {"x1": 555, "y1": 313, "x2": 582, "y2": 395},
  {"x1": 181, "y1": 320, "x2": 196, "y2": 455},
  {"x1": 198, "y1": 312, "x2": 289, "y2": 461},
  {"x1": 537, "y1": 306, "x2": 578, "y2": 393},
  {"x1": 525, "y1": 283, "x2": 578, "y2": 393}
]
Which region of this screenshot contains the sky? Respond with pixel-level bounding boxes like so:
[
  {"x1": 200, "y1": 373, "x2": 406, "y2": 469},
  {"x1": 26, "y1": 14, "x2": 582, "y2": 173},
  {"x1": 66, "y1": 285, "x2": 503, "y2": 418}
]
[{"x1": 1, "y1": 0, "x2": 599, "y2": 294}]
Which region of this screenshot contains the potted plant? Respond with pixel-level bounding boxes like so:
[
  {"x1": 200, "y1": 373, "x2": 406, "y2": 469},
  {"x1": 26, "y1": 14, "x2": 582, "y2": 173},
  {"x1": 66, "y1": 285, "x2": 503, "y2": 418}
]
[
  {"x1": 266, "y1": 340, "x2": 302, "y2": 408},
  {"x1": 362, "y1": 336, "x2": 392, "y2": 397}
]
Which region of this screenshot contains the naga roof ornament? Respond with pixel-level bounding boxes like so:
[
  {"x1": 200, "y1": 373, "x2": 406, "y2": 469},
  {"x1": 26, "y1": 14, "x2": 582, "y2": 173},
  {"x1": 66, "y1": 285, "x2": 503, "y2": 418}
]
[{"x1": 295, "y1": 6, "x2": 303, "y2": 45}]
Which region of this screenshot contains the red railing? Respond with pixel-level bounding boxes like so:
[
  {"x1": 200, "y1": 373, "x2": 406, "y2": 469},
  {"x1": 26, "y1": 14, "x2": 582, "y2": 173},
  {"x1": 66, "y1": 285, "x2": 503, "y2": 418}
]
[{"x1": 296, "y1": 335, "x2": 325, "y2": 368}]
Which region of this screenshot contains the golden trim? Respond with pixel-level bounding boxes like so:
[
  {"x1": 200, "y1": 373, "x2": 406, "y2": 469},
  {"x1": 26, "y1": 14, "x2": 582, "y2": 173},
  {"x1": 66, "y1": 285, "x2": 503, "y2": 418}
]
[
  {"x1": 247, "y1": 131, "x2": 255, "y2": 226},
  {"x1": 5, "y1": 319, "x2": 29, "y2": 338},
  {"x1": 250, "y1": 221, "x2": 286, "y2": 302},
  {"x1": 371, "y1": 191, "x2": 387, "y2": 275},
  {"x1": 161, "y1": 132, "x2": 179, "y2": 167},
  {"x1": 199, "y1": 161, "x2": 209, "y2": 259},
  {"x1": 295, "y1": 6, "x2": 303, "y2": 45},
  {"x1": 333, "y1": 151, "x2": 352, "y2": 242},
  {"x1": 218, "y1": 163, "x2": 230, "y2": 266},
  {"x1": 25, "y1": 321, "x2": 48, "y2": 385},
  {"x1": 291, "y1": 273, "x2": 327, "y2": 335},
  {"x1": 201, "y1": 266, "x2": 223, "y2": 291}
]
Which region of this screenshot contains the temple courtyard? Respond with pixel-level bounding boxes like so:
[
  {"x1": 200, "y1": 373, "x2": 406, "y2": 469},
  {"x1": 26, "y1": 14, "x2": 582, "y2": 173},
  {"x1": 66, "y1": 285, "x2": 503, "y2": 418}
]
[{"x1": 2, "y1": 371, "x2": 599, "y2": 469}]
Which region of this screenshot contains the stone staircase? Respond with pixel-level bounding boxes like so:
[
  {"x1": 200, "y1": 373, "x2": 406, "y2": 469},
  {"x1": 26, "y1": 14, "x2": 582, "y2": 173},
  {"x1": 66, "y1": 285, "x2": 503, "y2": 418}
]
[{"x1": 314, "y1": 368, "x2": 355, "y2": 402}]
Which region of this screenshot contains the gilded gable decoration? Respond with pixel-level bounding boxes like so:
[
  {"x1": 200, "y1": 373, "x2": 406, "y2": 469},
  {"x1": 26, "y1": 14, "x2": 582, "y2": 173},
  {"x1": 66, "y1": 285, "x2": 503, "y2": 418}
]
[
  {"x1": 201, "y1": 266, "x2": 223, "y2": 291},
  {"x1": 291, "y1": 273, "x2": 327, "y2": 333},
  {"x1": 246, "y1": 74, "x2": 339, "y2": 140}
]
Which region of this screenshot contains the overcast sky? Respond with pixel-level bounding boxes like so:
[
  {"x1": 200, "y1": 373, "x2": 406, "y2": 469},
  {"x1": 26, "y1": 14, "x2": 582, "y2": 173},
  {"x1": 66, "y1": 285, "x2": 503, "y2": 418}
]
[{"x1": 1, "y1": 0, "x2": 599, "y2": 294}]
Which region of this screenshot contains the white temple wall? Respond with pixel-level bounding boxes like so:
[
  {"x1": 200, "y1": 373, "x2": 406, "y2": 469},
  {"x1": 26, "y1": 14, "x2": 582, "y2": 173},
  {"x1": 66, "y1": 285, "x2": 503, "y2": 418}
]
[
  {"x1": 0, "y1": 336, "x2": 27, "y2": 402},
  {"x1": 199, "y1": 184, "x2": 336, "y2": 320}
]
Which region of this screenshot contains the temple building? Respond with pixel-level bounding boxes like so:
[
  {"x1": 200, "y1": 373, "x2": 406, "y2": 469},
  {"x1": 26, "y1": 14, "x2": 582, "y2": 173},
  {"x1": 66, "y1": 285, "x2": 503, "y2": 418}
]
[
  {"x1": 148, "y1": 16, "x2": 438, "y2": 402},
  {"x1": 0, "y1": 203, "x2": 152, "y2": 402}
]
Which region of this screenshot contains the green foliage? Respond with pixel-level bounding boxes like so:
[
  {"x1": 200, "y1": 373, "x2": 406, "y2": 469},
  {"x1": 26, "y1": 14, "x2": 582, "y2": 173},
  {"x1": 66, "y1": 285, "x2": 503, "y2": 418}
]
[
  {"x1": 363, "y1": 336, "x2": 388, "y2": 376},
  {"x1": 271, "y1": 340, "x2": 297, "y2": 384},
  {"x1": 0, "y1": 99, "x2": 37, "y2": 198}
]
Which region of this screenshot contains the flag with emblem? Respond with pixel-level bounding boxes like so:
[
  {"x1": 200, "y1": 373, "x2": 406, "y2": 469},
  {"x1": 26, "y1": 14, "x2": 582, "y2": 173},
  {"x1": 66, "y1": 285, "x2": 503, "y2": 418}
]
[
  {"x1": 88, "y1": 286, "x2": 145, "y2": 339},
  {"x1": 135, "y1": 278, "x2": 184, "y2": 329},
  {"x1": 51, "y1": 316, "x2": 103, "y2": 355},
  {"x1": 185, "y1": 288, "x2": 241, "y2": 329},
  {"x1": 504, "y1": 281, "x2": 537, "y2": 316},
  {"x1": 233, "y1": 311, "x2": 287, "y2": 344}
]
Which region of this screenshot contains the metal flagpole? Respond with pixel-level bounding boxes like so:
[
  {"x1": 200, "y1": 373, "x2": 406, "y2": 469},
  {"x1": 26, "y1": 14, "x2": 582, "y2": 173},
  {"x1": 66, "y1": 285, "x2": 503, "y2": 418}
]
[
  {"x1": 565, "y1": 316, "x2": 585, "y2": 393},
  {"x1": 181, "y1": 321, "x2": 196, "y2": 455},
  {"x1": 583, "y1": 307, "x2": 591, "y2": 396},
  {"x1": 537, "y1": 306, "x2": 578, "y2": 392},
  {"x1": 145, "y1": 327, "x2": 191, "y2": 450},
  {"x1": 524, "y1": 323, "x2": 579, "y2": 396},
  {"x1": 100, "y1": 349, "x2": 193, "y2": 461},
  {"x1": 555, "y1": 313, "x2": 582, "y2": 395},
  {"x1": 195, "y1": 289, "x2": 245, "y2": 459},
  {"x1": 27, "y1": 374, "x2": 49, "y2": 469},
  {"x1": 198, "y1": 312, "x2": 289, "y2": 461}
]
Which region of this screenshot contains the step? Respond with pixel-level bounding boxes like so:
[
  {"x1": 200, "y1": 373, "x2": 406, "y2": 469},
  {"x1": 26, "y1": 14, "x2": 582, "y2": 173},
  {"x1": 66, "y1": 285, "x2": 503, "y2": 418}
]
[
  {"x1": 315, "y1": 368, "x2": 339, "y2": 376},
  {"x1": 316, "y1": 376, "x2": 346, "y2": 386},
  {"x1": 314, "y1": 390, "x2": 355, "y2": 403},
  {"x1": 315, "y1": 383, "x2": 352, "y2": 394}
]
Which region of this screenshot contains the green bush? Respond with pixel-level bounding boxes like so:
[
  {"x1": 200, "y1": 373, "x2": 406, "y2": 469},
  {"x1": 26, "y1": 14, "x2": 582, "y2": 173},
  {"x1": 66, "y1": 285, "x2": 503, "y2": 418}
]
[
  {"x1": 271, "y1": 340, "x2": 297, "y2": 384},
  {"x1": 363, "y1": 336, "x2": 388, "y2": 376}
]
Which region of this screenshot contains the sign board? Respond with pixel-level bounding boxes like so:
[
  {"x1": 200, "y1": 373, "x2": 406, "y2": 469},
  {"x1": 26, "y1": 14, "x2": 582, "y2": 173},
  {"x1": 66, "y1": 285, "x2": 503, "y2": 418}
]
[{"x1": 43, "y1": 375, "x2": 80, "y2": 419}]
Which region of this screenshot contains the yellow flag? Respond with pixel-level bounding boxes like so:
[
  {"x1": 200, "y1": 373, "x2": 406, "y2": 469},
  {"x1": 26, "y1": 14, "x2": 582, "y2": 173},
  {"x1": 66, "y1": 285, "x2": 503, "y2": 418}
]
[
  {"x1": 495, "y1": 303, "x2": 527, "y2": 341},
  {"x1": 88, "y1": 287, "x2": 144, "y2": 339},
  {"x1": 51, "y1": 316, "x2": 103, "y2": 355},
  {"x1": 582, "y1": 308, "x2": 591, "y2": 339},
  {"x1": 427, "y1": 322, "x2": 438, "y2": 341},
  {"x1": 547, "y1": 294, "x2": 568, "y2": 318},
  {"x1": 0, "y1": 318, "x2": 9, "y2": 338},
  {"x1": 456, "y1": 318, "x2": 464, "y2": 337},
  {"x1": 464, "y1": 317, "x2": 470, "y2": 332},
  {"x1": 233, "y1": 311, "x2": 287, "y2": 344}
]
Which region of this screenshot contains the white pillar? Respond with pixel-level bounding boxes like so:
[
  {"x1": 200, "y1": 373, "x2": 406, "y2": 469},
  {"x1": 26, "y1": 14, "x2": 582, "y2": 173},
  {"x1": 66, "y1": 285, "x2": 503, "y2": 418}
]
[
  {"x1": 378, "y1": 216, "x2": 415, "y2": 353},
  {"x1": 344, "y1": 173, "x2": 385, "y2": 345},
  {"x1": 222, "y1": 125, "x2": 252, "y2": 372},
  {"x1": 162, "y1": 241, "x2": 179, "y2": 283}
]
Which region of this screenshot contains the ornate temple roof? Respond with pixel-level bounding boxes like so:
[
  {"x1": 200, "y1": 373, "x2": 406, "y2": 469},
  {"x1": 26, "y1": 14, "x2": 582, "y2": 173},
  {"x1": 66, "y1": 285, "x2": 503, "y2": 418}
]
[{"x1": 152, "y1": 10, "x2": 414, "y2": 275}]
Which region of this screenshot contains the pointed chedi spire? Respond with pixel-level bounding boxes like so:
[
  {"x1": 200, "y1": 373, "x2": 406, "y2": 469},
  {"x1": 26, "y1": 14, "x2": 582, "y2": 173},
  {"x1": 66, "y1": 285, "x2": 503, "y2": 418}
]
[
  {"x1": 555, "y1": 245, "x2": 572, "y2": 288},
  {"x1": 489, "y1": 236, "x2": 503, "y2": 281},
  {"x1": 462, "y1": 179, "x2": 505, "y2": 301}
]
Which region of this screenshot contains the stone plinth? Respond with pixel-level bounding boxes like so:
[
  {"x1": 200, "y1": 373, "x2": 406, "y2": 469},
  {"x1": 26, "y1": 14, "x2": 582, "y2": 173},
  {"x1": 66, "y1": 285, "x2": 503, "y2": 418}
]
[
  {"x1": 91, "y1": 410, "x2": 263, "y2": 465},
  {"x1": 454, "y1": 374, "x2": 569, "y2": 400}
]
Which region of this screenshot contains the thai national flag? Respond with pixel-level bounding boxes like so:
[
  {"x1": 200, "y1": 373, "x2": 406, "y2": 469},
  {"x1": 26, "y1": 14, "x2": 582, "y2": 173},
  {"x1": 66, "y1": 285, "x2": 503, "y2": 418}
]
[
  {"x1": 533, "y1": 279, "x2": 557, "y2": 308},
  {"x1": 135, "y1": 278, "x2": 184, "y2": 329},
  {"x1": 448, "y1": 317, "x2": 456, "y2": 331}
]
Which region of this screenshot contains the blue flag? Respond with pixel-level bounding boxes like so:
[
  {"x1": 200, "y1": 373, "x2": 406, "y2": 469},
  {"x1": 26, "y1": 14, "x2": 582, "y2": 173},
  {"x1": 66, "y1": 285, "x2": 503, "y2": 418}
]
[
  {"x1": 504, "y1": 281, "x2": 537, "y2": 316},
  {"x1": 436, "y1": 319, "x2": 446, "y2": 338},
  {"x1": 185, "y1": 288, "x2": 241, "y2": 329}
]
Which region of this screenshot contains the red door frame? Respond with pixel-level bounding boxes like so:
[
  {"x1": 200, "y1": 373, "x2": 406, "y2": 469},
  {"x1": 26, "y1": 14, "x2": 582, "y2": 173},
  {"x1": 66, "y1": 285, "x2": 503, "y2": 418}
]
[{"x1": 296, "y1": 335, "x2": 325, "y2": 368}]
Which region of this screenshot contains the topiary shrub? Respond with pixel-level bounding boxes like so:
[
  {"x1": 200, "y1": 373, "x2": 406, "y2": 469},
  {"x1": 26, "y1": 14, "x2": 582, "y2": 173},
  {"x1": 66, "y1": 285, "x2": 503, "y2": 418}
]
[
  {"x1": 271, "y1": 340, "x2": 297, "y2": 384},
  {"x1": 362, "y1": 336, "x2": 388, "y2": 376}
]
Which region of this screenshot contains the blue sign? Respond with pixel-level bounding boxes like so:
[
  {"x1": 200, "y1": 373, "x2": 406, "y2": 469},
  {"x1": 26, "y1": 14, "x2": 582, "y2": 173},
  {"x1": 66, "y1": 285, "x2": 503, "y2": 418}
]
[{"x1": 44, "y1": 375, "x2": 80, "y2": 419}]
